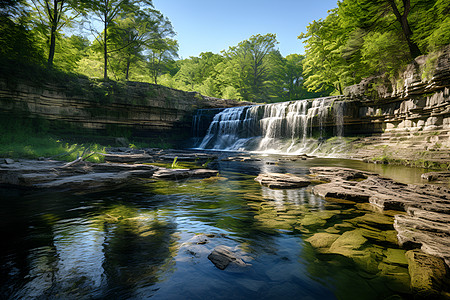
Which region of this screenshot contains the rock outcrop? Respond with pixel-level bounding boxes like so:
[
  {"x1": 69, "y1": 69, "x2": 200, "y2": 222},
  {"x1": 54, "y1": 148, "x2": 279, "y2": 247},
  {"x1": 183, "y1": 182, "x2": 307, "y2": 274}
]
[
  {"x1": 0, "y1": 149, "x2": 220, "y2": 192},
  {"x1": 0, "y1": 78, "x2": 250, "y2": 144},
  {"x1": 309, "y1": 167, "x2": 450, "y2": 270},
  {"x1": 254, "y1": 173, "x2": 311, "y2": 189}
]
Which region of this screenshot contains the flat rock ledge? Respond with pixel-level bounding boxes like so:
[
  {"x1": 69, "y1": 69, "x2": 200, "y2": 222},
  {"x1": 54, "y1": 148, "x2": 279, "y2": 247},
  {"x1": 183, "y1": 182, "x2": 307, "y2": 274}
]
[
  {"x1": 255, "y1": 173, "x2": 311, "y2": 189},
  {"x1": 309, "y1": 167, "x2": 450, "y2": 270},
  {"x1": 0, "y1": 159, "x2": 218, "y2": 192}
]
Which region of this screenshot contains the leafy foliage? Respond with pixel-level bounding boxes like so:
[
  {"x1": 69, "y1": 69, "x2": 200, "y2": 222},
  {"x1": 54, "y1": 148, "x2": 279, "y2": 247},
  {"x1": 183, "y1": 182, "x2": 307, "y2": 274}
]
[{"x1": 299, "y1": 0, "x2": 450, "y2": 95}]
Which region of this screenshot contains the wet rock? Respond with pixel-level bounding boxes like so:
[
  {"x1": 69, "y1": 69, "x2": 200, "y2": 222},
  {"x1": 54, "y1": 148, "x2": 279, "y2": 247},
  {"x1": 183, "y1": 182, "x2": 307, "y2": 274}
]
[
  {"x1": 0, "y1": 159, "x2": 159, "y2": 192},
  {"x1": 101, "y1": 153, "x2": 154, "y2": 163},
  {"x1": 394, "y1": 210, "x2": 450, "y2": 267},
  {"x1": 378, "y1": 262, "x2": 411, "y2": 293},
  {"x1": 35, "y1": 172, "x2": 135, "y2": 191},
  {"x1": 159, "y1": 152, "x2": 218, "y2": 162},
  {"x1": 152, "y1": 168, "x2": 218, "y2": 180},
  {"x1": 299, "y1": 211, "x2": 339, "y2": 229},
  {"x1": 421, "y1": 171, "x2": 450, "y2": 182},
  {"x1": 384, "y1": 248, "x2": 408, "y2": 267},
  {"x1": 207, "y1": 245, "x2": 249, "y2": 270},
  {"x1": 313, "y1": 183, "x2": 371, "y2": 202},
  {"x1": 310, "y1": 167, "x2": 450, "y2": 269},
  {"x1": 347, "y1": 213, "x2": 394, "y2": 231},
  {"x1": 255, "y1": 173, "x2": 311, "y2": 189},
  {"x1": 405, "y1": 250, "x2": 449, "y2": 297},
  {"x1": 359, "y1": 228, "x2": 398, "y2": 245},
  {"x1": 305, "y1": 232, "x2": 340, "y2": 251},
  {"x1": 329, "y1": 229, "x2": 368, "y2": 257}
]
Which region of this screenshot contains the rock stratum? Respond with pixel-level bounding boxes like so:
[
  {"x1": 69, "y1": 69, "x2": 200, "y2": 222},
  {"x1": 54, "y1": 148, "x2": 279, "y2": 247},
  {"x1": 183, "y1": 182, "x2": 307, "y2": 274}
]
[
  {"x1": 309, "y1": 167, "x2": 450, "y2": 269},
  {"x1": 0, "y1": 78, "x2": 250, "y2": 144}
]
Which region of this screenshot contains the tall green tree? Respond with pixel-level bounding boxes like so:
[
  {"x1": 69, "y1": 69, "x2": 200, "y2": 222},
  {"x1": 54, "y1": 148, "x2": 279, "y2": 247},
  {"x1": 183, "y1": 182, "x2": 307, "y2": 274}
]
[
  {"x1": 222, "y1": 33, "x2": 279, "y2": 101},
  {"x1": 87, "y1": 0, "x2": 152, "y2": 80},
  {"x1": 299, "y1": 10, "x2": 349, "y2": 94},
  {"x1": 147, "y1": 38, "x2": 178, "y2": 84},
  {"x1": 29, "y1": 0, "x2": 82, "y2": 66},
  {"x1": 107, "y1": 7, "x2": 176, "y2": 80}
]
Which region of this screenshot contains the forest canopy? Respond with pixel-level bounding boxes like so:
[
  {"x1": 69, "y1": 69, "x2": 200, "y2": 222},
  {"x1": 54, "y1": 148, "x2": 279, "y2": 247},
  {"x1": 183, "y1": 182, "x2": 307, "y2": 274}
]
[{"x1": 0, "y1": 0, "x2": 449, "y2": 102}]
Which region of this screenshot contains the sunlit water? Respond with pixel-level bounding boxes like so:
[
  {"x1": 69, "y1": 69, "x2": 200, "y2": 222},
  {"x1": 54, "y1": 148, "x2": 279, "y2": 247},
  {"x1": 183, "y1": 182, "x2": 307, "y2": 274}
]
[{"x1": 0, "y1": 156, "x2": 432, "y2": 299}]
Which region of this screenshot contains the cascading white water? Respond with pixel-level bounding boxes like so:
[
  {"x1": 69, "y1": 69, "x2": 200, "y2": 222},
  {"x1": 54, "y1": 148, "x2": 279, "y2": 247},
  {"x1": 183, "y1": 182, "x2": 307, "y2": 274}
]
[{"x1": 194, "y1": 97, "x2": 345, "y2": 154}]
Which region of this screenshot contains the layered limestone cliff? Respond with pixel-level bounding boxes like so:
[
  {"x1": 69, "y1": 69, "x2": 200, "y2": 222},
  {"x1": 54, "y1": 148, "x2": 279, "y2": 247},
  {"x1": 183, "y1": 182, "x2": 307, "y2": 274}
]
[
  {"x1": 343, "y1": 45, "x2": 450, "y2": 166},
  {"x1": 0, "y1": 77, "x2": 249, "y2": 143}
]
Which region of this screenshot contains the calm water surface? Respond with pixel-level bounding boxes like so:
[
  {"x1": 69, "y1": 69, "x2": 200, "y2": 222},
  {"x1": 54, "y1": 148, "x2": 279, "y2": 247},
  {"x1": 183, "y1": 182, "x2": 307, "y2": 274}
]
[{"x1": 0, "y1": 156, "x2": 431, "y2": 299}]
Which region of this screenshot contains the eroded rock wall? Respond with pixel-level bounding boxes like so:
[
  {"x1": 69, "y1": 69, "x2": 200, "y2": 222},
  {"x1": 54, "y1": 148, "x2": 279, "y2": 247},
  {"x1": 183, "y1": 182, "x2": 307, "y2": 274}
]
[
  {"x1": 342, "y1": 45, "x2": 450, "y2": 165},
  {"x1": 0, "y1": 78, "x2": 249, "y2": 141},
  {"x1": 345, "y1": 45, "x2": 450, "y2": 134}
]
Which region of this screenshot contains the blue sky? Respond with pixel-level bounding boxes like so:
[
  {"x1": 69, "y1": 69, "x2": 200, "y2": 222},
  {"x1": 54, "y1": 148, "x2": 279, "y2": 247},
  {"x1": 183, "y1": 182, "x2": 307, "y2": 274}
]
[{"x1": 152, "y1": 0, "x2": 338, "y2": 59}]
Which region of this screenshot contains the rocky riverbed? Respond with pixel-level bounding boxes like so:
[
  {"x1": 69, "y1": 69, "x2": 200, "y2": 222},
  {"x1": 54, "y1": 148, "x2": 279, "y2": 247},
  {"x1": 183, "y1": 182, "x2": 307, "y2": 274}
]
[
  {"x1": 1, "y1": 150, "x2": 450, "y2": 297},
  {"x1": 305, "y1": 167, "x2": 450, "y2": 297}
]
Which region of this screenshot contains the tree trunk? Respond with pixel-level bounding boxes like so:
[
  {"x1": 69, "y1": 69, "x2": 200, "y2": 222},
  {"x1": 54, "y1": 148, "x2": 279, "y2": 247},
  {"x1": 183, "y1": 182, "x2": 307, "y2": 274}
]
[
  {"x1": 387, "y1": 0, "x2": 422, "y2": 59},
  {"x1": 47, "y1": 24, "x2": 57, "y2": 66},
  {"x1": 103, "y1": 11, "x2": 108, "y2": 80},
  {"x1": 46, "y1": 0, "x2": 58, "y2": 67}
]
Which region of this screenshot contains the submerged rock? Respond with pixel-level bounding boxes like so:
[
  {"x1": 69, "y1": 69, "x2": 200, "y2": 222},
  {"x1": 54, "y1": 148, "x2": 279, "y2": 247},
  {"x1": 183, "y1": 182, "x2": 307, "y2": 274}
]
[
  {"x1": 255, "y1": 173, "x2": 311, "y2": 189},
  {"x1": 406, "y1": 250, "x2": 449, "y2": 297},
  {"x1": 305, "y1": 232, "x2": 340, "y2": 251},
  {"x1": 309, "y1": 166, "x2": 450, "y2": 270},
  {"x1": 207, "y1": 245, "x2": 250, "y2": 270}
]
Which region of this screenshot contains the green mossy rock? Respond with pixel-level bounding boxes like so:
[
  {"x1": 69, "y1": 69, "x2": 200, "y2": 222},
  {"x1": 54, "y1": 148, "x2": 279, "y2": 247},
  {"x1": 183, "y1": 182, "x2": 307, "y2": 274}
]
[
  {"x1": 329, "y1": 229, "x2": 368, "y2": 255},
  {"x1": 305, "y1": 232, "x2": 340, "y2": 250},
  {"x1": 406, "y1": 249, "x2": 448, "y2": 297}
]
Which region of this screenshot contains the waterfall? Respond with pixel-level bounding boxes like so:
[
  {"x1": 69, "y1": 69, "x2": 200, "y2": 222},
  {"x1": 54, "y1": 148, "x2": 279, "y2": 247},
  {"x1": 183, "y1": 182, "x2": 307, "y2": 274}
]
[{"x1": 194, "y1": 97, "x2": 346, "y2": 154}]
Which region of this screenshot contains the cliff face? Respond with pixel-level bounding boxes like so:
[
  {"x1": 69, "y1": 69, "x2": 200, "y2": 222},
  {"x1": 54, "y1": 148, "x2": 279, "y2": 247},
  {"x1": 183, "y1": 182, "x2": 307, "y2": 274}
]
[
  {"x1": 0, "y1": 78, "x2": 249, "y2": 142},
  {"x1": 342, "y1": 45, "x2": 450, "y2": 165},
  {"x1": 345, "y1": 44, "x2": 450, "y2": 133}
]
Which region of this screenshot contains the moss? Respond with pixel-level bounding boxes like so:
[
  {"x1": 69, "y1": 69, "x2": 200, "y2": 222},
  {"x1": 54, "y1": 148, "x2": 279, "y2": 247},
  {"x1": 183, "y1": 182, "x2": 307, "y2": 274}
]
[{"x1": 421, "y1": 52, "x2": 440, "y2": 81}]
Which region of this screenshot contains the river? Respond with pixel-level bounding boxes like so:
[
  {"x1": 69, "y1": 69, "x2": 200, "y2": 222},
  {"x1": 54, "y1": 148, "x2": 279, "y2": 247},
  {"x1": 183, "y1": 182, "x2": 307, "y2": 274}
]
[{"x1": 0, "y1": 155, "x2": 430, "y2": 299}]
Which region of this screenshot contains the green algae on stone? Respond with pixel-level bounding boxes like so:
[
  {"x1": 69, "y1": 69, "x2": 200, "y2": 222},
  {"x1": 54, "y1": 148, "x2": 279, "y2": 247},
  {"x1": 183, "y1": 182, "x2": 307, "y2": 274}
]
[
  {"x1": 305, "y1": 232, "x2": 340, "y2": 250},
  {"x1": 329, "y1": 229, "x2": 368, "y2": 256},
  {"x1": 406, "y1": 249, "x2": 449, "y2": 297},
  {"x1": 383, "y1": 248, "x2": 408, "y2": 266}
]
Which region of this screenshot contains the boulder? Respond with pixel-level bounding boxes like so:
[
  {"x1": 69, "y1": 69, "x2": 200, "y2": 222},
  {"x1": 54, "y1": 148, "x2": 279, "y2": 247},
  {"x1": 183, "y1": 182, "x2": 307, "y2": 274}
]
[
  {"x1": 305, "y1": 232, "x2": 340, "y2": 250},
  {"x1": 406, "y1": 250, "x2": 449, "y2": 297},
  {"x1": 207, "y1": 245, "x2": 249, "y2": 270},
  {"x1": 255, "y1": 173, "x2": 311, "y2": 189}
]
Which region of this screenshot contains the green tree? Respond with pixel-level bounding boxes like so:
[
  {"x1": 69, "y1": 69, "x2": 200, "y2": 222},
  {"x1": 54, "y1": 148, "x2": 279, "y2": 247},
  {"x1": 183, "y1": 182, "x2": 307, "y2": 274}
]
[
  {"x1": 221, "y1": 33, "x2": 279, "y2": 102},
  {"x1": 299, "y1": 10, "x2": 348, "y2": 95},
  {"x1": 107, "y1": 7, "x2": 176, "y2": 80},
  {"x1": 29, "y1": 0, "x2": 83, "y2": 66},
  {"x1": 87, "y1": 0, "x2": 152, "y2": 80},
  {"x1": 147, "y1": 38, "x2": 178, "y2": 84},
  {"x1": 53, "y1": 34, "x2": 88, "y2": 72}
]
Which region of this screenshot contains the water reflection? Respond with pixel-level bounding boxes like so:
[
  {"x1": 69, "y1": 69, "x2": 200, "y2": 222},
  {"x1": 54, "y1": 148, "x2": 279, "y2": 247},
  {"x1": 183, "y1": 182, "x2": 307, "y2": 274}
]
[
  {"x1": 0, "y1": 156, "x2": 434, "y2": 299},
  {"x1": 261, "y1": 186, "x2": 324, "y2": 210}
]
